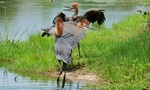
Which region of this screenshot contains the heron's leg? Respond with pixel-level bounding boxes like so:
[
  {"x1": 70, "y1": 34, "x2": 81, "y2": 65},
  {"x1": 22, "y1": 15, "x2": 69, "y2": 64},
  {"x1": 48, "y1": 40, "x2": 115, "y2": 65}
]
[
  {"x1": 62, "y1": 62, "x2": 67, "y2": 88},
  {"x1": 57, "y1": 61, "x2": 62, "y2": 87},
  {"x1": 77, "y1": 82, "x2": 79, "y2": 89},
  {"x1": 77, "y1": 42, "x2": 81, "y2": 58}
]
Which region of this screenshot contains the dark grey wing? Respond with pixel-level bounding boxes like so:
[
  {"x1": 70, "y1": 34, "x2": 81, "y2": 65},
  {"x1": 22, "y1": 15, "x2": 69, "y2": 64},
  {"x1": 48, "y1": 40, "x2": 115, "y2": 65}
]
[
  {"x1": 96, "y1": 10, "x2": 105, "y2": 25},
  {"x1": 83, "y1": 8, "x2": 105, "y2": 25},
  {"x1": 54, "y1": 21, "x2": 85, "y2": 63},
  {"x1": 69, "y1": 32, "x2": 85, "y2": 49},
  {"x1": 54, "y1": 37, "x2": 72, "y2": 64},
  {"x1": 63, "y1": 21, "x2": 84, "y2": 36},
  {"x1": 62, "y1": 31, "x2": 85, "y2": 49},
  {"x1": 62, "y1": 22, "x2": 85, "y2": 49}
]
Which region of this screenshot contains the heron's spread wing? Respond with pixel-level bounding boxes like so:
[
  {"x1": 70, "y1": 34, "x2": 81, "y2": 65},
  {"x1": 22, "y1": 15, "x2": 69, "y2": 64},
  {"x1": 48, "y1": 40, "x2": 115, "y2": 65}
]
[
  {"x1": 62, "y1": 31, "x2": 85, "y2": 49},
  {"x1": 62, "y1": 22, "x2": 85, "y2": 49},
  {"x1": 83, "y1": 8, "x2": 105, "y2": 25},
  {"x1": 41, "y1": 21, "x2": 84, "y2": 37},
  {"x1": 63, "y1": 21, "x2": 84, "y2": 36},
  {"x1": 54, "y1": 22, "x2": 85, "y2": 63},
  {"x1": 96, "y1": 10, "x2": 105, "y2": 25}
]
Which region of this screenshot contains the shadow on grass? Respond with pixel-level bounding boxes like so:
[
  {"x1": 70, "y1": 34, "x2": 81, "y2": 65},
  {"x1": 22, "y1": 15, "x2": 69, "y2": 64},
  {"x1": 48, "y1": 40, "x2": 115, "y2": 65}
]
[{"x1": 56, "y1": 62, "x2": 85, "y2": 72}]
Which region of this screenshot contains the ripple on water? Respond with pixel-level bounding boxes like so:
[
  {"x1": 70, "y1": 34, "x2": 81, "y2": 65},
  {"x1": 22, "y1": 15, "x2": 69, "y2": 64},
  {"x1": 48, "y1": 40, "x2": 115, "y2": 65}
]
[{"x1": 0, "y1": 68, "x2": 91, "y2": 90}]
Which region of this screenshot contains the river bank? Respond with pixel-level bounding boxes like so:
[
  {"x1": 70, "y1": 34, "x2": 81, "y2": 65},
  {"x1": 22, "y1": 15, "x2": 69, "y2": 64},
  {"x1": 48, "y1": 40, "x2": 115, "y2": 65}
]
[{"x1": 0, "y1": 14, "x2": 150, "y2": 89}]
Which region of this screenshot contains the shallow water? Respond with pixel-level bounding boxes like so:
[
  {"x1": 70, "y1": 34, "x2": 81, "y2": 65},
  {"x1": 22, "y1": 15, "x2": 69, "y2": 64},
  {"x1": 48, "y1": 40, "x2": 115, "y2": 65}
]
[
  {"x1": 0, "y1": 68, "x2": 89, "y2": 90},
  {"x1": 0, "y1": 0, "x2": 148, "y2": 41}
]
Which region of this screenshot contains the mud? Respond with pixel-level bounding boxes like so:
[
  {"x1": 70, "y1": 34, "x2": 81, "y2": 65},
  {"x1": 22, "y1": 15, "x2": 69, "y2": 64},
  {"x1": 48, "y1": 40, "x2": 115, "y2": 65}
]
[{"x1": 41, "y1": 67, "x2": 108, "y2": 85}]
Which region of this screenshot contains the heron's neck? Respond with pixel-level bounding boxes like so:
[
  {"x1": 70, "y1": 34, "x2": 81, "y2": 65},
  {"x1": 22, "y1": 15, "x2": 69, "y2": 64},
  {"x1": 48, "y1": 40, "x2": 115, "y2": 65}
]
[
  {"x1": 75, "y1": 9, "x2": 78, "y2": 16},
  {"x1": 71, "y1": 9, "x2": 78, "y2": 20},
  {"x1": 54, "y1": 21, "x2": 63, "y2": 37}
]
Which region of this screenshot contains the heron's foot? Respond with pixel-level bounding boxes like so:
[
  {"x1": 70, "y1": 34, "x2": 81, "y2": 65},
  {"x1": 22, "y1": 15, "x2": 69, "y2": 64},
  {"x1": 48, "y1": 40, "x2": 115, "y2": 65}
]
[{"x1": 57, "y1": 78, "x2": 60, "y2": 88}]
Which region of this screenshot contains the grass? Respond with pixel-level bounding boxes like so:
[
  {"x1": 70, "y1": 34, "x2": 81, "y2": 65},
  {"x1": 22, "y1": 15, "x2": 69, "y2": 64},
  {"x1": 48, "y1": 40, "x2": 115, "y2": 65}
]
[{"x1": 0, "y1": 14, "x2": 150, "y2": 89}]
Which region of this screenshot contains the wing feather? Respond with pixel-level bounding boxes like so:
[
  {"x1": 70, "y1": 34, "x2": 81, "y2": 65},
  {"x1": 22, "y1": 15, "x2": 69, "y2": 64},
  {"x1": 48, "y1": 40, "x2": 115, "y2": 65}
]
[{"x1": 83, "y1": 8, "x2": 105, "y2": 25}]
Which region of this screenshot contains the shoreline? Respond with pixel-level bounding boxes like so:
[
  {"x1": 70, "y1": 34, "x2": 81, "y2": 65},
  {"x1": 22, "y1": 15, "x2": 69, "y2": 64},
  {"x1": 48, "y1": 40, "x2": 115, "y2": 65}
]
[{"x1": 40, "y1": 67, "x2": 108, "y2": 85}]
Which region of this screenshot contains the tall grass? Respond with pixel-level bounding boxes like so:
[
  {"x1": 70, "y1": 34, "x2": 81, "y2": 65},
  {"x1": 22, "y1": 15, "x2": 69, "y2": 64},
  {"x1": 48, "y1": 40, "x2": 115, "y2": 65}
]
[
  {"x1": 0, "y1": 33, "x2": 57, "y2": 72},
  {"x1": 80, "y1": 14, "x2": 150, "y2": 89},
  {"x1": 0, "y1": 14, "x2": 150, "y2": 89}
]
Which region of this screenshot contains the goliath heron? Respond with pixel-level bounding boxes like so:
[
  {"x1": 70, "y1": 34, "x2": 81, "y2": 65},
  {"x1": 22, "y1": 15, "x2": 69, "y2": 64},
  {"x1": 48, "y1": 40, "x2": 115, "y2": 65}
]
[
  {"x1": 63, "y1": 2, "x2": 105, "y2": 25},
  {"x1": 45, "y1": 11, "x2": 104, "y2": 87},
  {"x1": 42, "y1": 2, "x2": 105, "y2": 35},
  {"x1": 54, "y1": 17, "x2": 72, "y2": 88},
  {"x1": 42, "y1": 2, "x2": 105, "y2": 57},
  {"x1": 54, "y1": 15, "x2": 87, "y2": 88},
  {"x1": 42, "y1": 5, "x2": 105, "y2": 87}
]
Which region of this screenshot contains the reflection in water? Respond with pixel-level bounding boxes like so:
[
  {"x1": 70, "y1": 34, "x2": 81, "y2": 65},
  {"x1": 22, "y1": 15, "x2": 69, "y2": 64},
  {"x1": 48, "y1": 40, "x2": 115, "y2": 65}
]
[
  {"x1": 0, "y1": 0, "x2": 147, "y2": 41},
  {"x1": 0, "y1": 68, "x2": 88, "y2": 90}
]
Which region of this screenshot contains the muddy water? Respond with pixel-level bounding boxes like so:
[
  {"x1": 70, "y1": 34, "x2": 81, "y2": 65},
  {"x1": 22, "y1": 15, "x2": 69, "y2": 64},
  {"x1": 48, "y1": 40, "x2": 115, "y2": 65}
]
[{"x1": 0, "y1": 68, "x2": 88, "y2": 90}]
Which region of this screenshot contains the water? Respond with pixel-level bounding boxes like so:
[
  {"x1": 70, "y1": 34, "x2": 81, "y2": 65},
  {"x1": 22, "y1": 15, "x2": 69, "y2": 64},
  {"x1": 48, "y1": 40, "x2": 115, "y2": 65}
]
[
  {"x1": 0, "y1": 68, "x2": 87, "y2": 90},
  {"x1": 0, "y1": 0, "x2": 147, "y2": 41}
]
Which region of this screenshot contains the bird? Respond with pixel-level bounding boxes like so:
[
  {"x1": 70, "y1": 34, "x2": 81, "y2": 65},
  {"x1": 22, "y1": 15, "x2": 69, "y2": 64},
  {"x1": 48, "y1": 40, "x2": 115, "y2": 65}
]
[
  {"x1": 63, "y1": 2, "x2": 80, "y2": 21},
  {"x1": 42, "y1": 2, "x2": 105, "y2": 35},
  {"x1": 53, "y1": 15, "x2": 87, "y2": 88},
  {"x1": 137, "y1": 10, "x2": 150, "y2": 16},
  {"x1": 137, "y1": 10, "x2": 143, "y2": 14},
  {"x1": 63, "y1": 2, "x2": 105, "y2": 57},
  {"x1": 42, "y1": 2, "x2": 105, "y2": 57},
  {"x1": 41, "y1": 12, "x2": 69, "y2": 37},
  {"x1": 54, "y1": 17, "x2": 72, "y2": 88},
  {"x1": 43, "y1": 8, "x2": 105, "y2": 87},
  {"x1": 42, "y1": 2, "x2": 81, "y2": 49},
  {"x1": 63, "y1": 2, "x2": 105, "y2": 25},
  {"x1": 41, "y1": 11, "x2": 83, "y2": 57}
]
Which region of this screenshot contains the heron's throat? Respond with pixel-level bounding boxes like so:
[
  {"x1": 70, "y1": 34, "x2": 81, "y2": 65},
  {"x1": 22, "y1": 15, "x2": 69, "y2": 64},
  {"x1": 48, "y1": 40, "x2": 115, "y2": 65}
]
[{"x1": 54, "y1": 18, "x2": 64, "y2": 37}]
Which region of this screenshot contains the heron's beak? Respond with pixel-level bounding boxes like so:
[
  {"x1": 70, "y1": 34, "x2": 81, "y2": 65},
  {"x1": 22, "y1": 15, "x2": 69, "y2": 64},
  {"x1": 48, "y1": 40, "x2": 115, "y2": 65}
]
[
  {"x1": 63, "y1": 6, "x2": 75, "y2": 12},
  {"x1": 41, "y1": 29, "x2": 51, "y2": 37},
  {"x1": 41, "y1": 28, "x2": 52, "y2": 37},
  {"x1": 41, "y1": 32, "x2": 50, "y2": 37}
]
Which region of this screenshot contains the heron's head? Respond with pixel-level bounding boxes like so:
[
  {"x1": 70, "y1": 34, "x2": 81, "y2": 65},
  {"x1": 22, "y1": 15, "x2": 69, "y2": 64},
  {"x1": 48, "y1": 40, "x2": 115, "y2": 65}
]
[
  {"x1": 63, "y1": 2, "x2": 80, "y2": 12},
  {"x1": 54, "y1": 17, "x2": 64, "y2": 37},
  {"x1": 41, "y1": 29, "x2": 51, "y2": 37},
  {"x1": 56, "y1": 12, "x2": 69, "y2": 22},
  {"x1": 57, "y1": 12, "x2": 65, "y2": 18}
]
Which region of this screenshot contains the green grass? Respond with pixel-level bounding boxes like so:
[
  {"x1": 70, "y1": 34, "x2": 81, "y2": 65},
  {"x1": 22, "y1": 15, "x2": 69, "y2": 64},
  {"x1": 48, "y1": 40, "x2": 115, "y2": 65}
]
[
  {"x1": 0, "y1": 33, "x2": 57, "y2": 72},
  {"x1": 0, "y1": 14, "x2": 150, "y2": 89}
]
